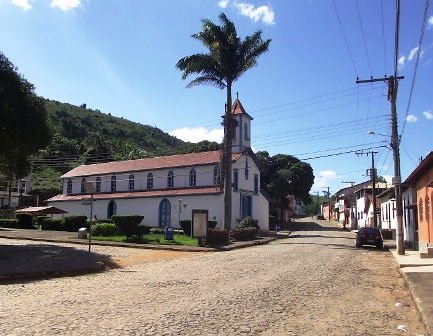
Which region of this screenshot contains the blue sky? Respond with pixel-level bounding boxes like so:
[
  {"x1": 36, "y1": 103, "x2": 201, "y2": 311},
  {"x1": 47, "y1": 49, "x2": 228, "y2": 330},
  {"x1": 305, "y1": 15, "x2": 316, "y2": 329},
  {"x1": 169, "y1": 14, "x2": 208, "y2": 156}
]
[{"x1": 1, "y1": 0, "x2": 432, "y2": 196}]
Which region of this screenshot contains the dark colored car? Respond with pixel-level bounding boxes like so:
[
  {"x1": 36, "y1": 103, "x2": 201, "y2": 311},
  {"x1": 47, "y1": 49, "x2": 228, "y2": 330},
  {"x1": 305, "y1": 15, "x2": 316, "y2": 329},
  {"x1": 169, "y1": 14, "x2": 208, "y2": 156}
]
[{"x1": 356, "y1": 227, "x2": 383, "y2": 249}]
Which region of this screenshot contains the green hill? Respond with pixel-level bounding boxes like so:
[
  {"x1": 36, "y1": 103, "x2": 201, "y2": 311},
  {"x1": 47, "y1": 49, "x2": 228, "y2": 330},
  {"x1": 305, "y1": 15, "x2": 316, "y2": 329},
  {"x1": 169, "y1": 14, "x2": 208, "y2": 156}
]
[{"x1": 31, "y1": 99, "x2": 220, "y2": 201}]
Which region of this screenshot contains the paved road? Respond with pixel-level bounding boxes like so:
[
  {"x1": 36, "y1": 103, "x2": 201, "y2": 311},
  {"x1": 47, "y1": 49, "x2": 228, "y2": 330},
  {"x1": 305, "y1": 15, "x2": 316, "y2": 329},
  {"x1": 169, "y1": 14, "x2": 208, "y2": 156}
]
[{"x1": 0, "y1": 219, "x2": 426, "y2": 335}]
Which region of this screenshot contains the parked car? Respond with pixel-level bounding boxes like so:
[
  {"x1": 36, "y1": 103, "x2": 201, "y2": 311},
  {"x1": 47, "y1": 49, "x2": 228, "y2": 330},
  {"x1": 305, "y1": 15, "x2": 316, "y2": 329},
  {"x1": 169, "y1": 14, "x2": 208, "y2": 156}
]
[{"x1": 356, "y1": 227, "x2": 383, "y2": 249}]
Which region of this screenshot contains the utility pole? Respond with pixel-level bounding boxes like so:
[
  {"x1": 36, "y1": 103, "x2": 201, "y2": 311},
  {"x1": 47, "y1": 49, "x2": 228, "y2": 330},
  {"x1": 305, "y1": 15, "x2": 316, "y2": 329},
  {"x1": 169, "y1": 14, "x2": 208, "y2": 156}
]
[
  {"x1": 357, "y1": 75, "x2": 405, "y2": 254},
  {"x1": 356, "y1": 151, "x2": 378, "y2": 228},
  {"x1": 322, "y1": 187, "x2": 331, "y2": 220}
]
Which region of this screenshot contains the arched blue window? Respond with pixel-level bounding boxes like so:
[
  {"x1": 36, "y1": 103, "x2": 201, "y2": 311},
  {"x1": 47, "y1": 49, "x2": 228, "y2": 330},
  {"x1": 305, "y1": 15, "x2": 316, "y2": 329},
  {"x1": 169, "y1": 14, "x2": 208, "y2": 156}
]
[
  {"x1": 167, "y1": 171, "x2": 174, "y2": 188},
  {"x1": 81, "y1": 178, "x2": 86, "y2": 193},
  {"x1": 129, "y1": 174, "x2": 135, "y2": 190},
  {"x1": 67, "y1": 179, "x2": 72, "y2": 194},
  {"x1": 96, "y1": 177, "x2": 101, "y2": 192},
  {"x1": 147, "y1": 173, "x2": 154, "y2": 189},
  {"x1": 111, "y1": 175, "x2": 116, "y2": 192},
  {"x1": 245, "y1": 158, "x2": 249, "y2": 180},
  {"x1": 189, "y1": 168, "x2": 196, "y2": 187}
]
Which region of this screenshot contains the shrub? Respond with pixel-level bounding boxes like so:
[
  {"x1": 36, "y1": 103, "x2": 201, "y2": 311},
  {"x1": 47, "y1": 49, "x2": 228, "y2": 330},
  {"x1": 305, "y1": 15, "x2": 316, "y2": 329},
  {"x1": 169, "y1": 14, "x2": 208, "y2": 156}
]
[
  {"x1": 230, "y1": 227, "x2": 257, "y2": 241},
  {"x1": 207, "y1": 228, "x2": 229, "y2": 245},
  {"x1": 38, "y1": 217, "x2": 63, "y2": 231},
  {"x1": 125, "y1": 236, "x2": 148, "y2": 244},
  {"x1": 238, "y1": 216, "x2": 260, "y2": 231},
  {"x1": 208, "y1": 220, "x2": 217, "y2": 229},
  {"x1": 112, "y1": 215, "x2": 144, "y2": 238},
  {"x1": 179, "y1": 219, "x2": 192, "y2": 236},
  {"x1": 137, "y1": 224, "x2": 151, "y2": 236},
  {"x1": 0, "y1": 219, "x2": 18, "y2": 228},
  {"x1": 91, "y1": 223, "x2": 122, "y2": 237},
  {"x1": 15, "y1": 213, "x2": 34, "y2": 229},
  {"x1": 63, "y1": 215, "x2": 88, "y2": 232}
]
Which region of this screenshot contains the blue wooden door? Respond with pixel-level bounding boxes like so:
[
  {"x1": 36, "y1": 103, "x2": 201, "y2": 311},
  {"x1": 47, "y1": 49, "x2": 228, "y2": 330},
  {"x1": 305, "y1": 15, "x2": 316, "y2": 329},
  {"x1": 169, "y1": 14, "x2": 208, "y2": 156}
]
[{"x1": 159, "y1": 198, "x2": 171, "y2": 227}]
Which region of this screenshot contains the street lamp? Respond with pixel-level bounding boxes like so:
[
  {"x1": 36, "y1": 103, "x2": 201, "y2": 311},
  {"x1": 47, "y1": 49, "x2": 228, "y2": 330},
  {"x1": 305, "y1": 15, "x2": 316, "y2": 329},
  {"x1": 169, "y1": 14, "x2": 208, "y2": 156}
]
[{"x1": 173, "y1": 198, "x2": 188, "y2": 234}]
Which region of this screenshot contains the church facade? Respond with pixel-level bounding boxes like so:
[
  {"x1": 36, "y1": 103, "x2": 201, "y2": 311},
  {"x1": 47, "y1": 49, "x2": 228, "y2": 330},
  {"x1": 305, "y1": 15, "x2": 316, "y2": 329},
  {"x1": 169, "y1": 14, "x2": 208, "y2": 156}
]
[{"x1": 46, "y1": 99, "x2": 270, "y2": 230}]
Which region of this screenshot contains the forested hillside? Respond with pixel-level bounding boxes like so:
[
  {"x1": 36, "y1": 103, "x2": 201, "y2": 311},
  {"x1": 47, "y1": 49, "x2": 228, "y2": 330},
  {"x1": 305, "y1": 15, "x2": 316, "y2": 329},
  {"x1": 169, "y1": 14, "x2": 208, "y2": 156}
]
[{"x1": 31, "y1": 99, "x2": 220, "y2": 201}]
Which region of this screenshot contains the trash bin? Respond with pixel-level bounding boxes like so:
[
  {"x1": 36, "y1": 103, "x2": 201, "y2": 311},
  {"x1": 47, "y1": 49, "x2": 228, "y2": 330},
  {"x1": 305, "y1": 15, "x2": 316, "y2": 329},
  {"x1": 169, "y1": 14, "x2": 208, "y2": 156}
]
[
  {"x1": 164, "y1": 226, "x2": 174, "y2": 240},
  {"x1": 78, "y1": 227, "x2": 87, "y2": 239}
]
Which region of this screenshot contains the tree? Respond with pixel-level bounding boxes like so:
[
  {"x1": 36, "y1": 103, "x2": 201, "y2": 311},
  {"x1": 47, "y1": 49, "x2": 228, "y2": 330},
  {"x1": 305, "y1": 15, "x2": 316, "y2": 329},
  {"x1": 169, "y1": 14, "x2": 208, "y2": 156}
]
[
  {"x1": 0, "y1": 52, "x2": 51, "y2": 205},
  {"x1": 176, "y1": 13, "x2": 271, "y2": 229},
  {"x1": 256, "y1": 152, "x2": 315, "y2": 221}
]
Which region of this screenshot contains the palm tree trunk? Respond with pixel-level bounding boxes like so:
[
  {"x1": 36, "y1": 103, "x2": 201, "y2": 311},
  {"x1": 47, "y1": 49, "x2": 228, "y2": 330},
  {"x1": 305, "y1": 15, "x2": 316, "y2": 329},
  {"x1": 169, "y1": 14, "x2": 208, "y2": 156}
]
[{"x1": 223, "y1": 83, "x2": 233, "y2": 230}]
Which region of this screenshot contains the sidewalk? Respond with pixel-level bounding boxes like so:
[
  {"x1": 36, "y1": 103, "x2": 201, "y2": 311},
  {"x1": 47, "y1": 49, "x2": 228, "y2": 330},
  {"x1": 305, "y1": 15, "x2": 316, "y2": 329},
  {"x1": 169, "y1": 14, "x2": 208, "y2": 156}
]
[{"x1": 385, "y1": 241, "x2": 433, "y2": 336}]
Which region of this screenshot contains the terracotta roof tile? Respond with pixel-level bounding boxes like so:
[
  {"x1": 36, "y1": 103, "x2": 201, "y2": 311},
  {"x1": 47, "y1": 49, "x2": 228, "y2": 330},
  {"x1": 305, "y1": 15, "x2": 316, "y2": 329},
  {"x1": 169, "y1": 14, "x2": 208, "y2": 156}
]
[
  {"x1": 61, "y1": 150, "x2": 242, "y2": 178},
  {"x1": 47, "y1": 187, "x2": 222, "y2": 202}
]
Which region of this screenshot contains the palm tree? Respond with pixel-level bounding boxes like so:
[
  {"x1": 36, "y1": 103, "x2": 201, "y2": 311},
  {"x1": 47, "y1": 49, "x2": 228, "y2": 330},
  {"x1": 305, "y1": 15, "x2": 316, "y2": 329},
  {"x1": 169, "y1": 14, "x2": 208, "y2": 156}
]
[{"x1": 176, "y1": 13, "x2": 271, "y2": 230}]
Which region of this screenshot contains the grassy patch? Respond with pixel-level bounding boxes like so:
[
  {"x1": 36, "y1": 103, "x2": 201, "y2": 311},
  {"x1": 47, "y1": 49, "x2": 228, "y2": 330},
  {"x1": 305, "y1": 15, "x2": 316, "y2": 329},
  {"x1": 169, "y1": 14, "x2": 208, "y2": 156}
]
[{"x1": 91, "y1": 233, "x2": 198, "y2": 246}]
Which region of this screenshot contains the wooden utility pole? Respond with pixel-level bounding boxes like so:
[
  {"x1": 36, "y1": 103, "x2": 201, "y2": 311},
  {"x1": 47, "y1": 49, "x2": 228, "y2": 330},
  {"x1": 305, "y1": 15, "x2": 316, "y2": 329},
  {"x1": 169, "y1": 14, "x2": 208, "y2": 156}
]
[{"x1": 356, "y1": 75, "x2": 405, "y2": 254}]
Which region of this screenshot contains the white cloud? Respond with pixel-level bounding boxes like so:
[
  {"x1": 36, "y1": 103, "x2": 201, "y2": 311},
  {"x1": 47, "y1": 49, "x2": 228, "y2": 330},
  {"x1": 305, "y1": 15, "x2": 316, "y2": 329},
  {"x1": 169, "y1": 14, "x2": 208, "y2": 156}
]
[
  {"x1": 312, "y1": 170, "x2": 339, "y2": 192},
  {"x1": 423, "y1": 110, "x2": 433, "y2": 119},
  {"x1": 218, "y1": 0, "x2": 229, "y2": 8},
  {"x1": 406, "y1": 114, "x2": 418, "y2": 122},
  {"x1": 5, "y1": 0, "x2": 32, "y2": 10},
  {"x1": 169, "y1": 127, "x2": 224, "y2": 143},
  {"x1": 50, "y1": 0, "x2": 82, "y2": 11},
  {"x1": 398, "y1": 56, "x2": 406, "y2": 69},
  {"x1": 428, "y1": 16, "x2": 433, "y2": 29},
  {"x1": 233, "y1": 1, "x2": 275, "y2": 25},
  {"x1": 382, "y1": 175, "x2": 392, "y2": 184},
  {"x1": 408, "y1": 46, "x2": 420, "y2": 61}
]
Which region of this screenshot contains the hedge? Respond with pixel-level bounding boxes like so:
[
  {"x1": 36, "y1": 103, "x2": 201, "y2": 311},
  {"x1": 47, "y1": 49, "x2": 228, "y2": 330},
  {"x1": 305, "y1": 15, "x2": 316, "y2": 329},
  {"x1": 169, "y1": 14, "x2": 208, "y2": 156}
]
[
  {"x1": 63, "y1": 215, "x2": 88, "y2": 232},
  {"x1": 0, "y1": 219, "x2": 18, "y2": 228},
  {"x1": 15, "y1": 213, "x2": 34, "y2": 229},
  {"x1": 111, "y1": 215, "x2": 145, "y2": 238}
]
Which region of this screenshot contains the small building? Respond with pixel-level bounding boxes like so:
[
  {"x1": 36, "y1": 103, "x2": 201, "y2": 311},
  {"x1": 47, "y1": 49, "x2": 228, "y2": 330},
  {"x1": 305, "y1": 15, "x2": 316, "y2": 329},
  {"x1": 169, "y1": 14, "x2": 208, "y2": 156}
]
[{"x1": 404, "y1": 151, "x2": 433, "y2": 257}]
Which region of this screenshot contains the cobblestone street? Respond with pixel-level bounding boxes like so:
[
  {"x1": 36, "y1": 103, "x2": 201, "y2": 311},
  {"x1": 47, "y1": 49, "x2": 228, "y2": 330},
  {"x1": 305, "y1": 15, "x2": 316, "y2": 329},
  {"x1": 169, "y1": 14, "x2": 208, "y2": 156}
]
[{"x1": 0, "y1": 219, "x2": 426, "y2": 335}]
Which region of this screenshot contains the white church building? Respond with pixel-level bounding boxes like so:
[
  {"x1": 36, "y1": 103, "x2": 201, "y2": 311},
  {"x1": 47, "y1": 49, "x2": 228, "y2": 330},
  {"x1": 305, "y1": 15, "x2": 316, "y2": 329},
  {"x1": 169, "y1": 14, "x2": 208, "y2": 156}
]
[{"x1": 46, "y1": 99, "x2": 270, "y2": 230}]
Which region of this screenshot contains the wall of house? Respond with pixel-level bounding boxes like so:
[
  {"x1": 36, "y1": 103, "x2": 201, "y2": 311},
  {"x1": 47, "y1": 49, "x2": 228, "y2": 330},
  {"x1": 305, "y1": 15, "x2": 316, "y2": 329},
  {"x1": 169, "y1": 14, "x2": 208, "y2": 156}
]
[
  {"x1": 414, "y1": 167, "x2": 433, "y2": 251},
  {"x1": 379, "y1": 194, "x2": 396, "y2": 231},
  {"x1": 355, "y1": 196, "x2": 367, "y2": 227}
]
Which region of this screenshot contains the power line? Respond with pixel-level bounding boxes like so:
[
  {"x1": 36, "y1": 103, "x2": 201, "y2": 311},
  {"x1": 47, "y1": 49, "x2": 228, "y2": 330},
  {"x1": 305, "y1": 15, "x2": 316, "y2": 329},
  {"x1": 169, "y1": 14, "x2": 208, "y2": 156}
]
[
  {"x1": 332, "y1": 0, "x2": 358, "y2": 76},
  {"x1": 356, "y1": 0, "x2": 373, "y2": 75}
]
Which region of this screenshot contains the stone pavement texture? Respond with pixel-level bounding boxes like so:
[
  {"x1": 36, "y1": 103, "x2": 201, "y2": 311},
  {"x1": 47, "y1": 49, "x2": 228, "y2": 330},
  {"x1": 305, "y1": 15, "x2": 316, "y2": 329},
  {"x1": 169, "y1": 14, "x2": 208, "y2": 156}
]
[{"x1": 0, "y1": 223, "x2": 432, "y2": 335}]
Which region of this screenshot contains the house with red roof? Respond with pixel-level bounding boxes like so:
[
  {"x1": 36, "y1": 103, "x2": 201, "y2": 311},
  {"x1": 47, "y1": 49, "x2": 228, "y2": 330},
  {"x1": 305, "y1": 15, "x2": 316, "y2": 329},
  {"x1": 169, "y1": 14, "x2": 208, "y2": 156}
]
[
  {"x1": 46, "y1": 99, "x2": 269, "y2": 230},
  {"x1": 404, "y1": 151, "x2": 433, "y2": 257}
]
